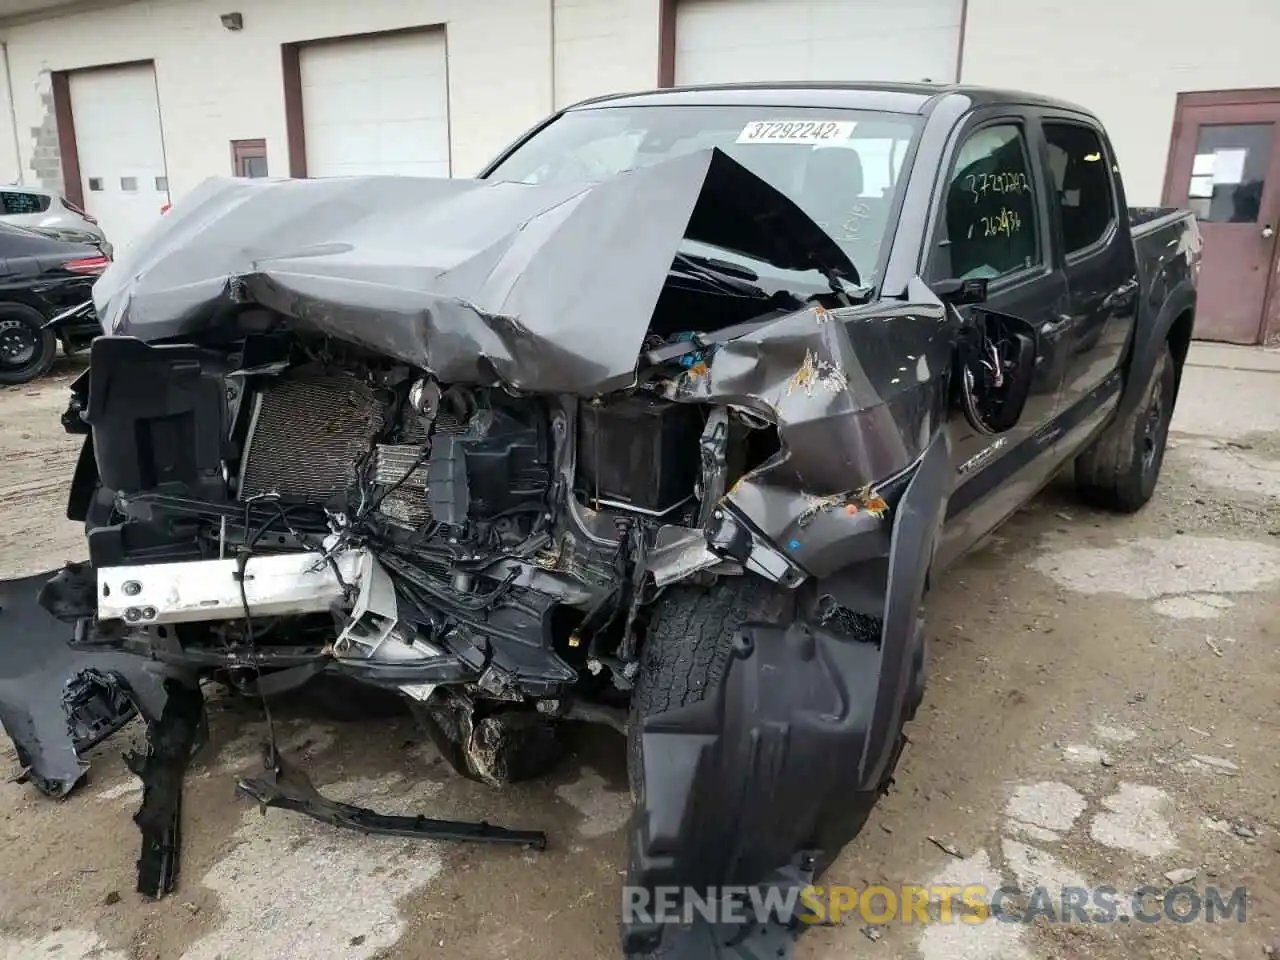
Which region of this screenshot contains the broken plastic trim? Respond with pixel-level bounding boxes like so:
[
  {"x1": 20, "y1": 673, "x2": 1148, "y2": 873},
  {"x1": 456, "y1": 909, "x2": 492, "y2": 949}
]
[
  {"x1": 63, "y1": 668, "x2": 137, "y2": 755},
  {"x1": 129, "y1": 679, "x2": 206, "y2": 899},
  {"x1": 0, "y1": 571, "x2": 172, "y2": 797},
  {"x1": 237, "y1": 749, "x2": 548, "y2": 849}
]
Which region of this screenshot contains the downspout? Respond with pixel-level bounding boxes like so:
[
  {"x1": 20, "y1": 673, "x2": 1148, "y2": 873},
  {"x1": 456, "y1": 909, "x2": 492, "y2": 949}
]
[
  {"x1": 955, "y1": 0, "x2": 969, "y2": 81},
  {"x1": 1, "y1": 42, "x2": 21, "y2": 183},
  {"x1": 548, "y1": 0, "x2": 557, "y2": 112}
]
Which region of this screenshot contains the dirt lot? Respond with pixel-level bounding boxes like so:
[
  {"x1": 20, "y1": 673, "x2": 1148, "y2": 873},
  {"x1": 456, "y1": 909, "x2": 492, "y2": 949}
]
[{"x1": 1, "y1": 347, "x2": 1278, "y2": 960}]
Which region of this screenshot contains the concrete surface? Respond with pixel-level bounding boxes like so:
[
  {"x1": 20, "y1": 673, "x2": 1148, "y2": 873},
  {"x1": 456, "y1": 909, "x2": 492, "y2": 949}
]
[
  {"x1": 1185, "y1": 342, "x2": 1280, "y2": 374},
  {"x1": 0, "y1": 349, "x2": 1277, "y2": 960}
]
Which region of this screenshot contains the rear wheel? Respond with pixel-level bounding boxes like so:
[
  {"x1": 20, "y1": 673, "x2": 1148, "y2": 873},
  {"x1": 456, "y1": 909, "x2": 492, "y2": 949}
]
[
  {"x1": 0, "y1": 302, "x2": 57, "y2": 386},
  {"x1": 1075, "y1": 344, "x2": 1176, "y2": 512}
]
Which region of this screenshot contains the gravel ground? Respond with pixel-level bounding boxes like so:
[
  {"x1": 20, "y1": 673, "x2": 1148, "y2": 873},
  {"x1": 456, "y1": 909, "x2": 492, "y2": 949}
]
[{"x1": 0, "y1": 348, "x2": 1277, "y2": 960}]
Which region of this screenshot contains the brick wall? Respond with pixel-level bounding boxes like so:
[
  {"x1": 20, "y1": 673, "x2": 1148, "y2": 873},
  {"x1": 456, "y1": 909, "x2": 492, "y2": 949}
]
[{"x1": 27, "y1": 81, "x2": 61, "y2": 191}]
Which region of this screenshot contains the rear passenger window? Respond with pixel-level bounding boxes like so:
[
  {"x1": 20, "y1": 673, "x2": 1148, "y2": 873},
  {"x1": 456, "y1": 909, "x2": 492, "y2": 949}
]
[
  {"x1": 941, "y1": 124, "x2": 1040, "y2": 281},
  {"x1": 1044, "y1": 123, "x2": 1115, "y2": 254},
  {"x1": 1, "y1": 191, "x2": 50, "y2": 215}
]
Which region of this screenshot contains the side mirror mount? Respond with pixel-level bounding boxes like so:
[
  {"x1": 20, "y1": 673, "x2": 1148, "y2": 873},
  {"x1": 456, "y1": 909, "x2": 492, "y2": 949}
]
[
  {"x1": 953, "y1": 308, "x2": 1038, "y2": 436},
  {"x1": 933, "y1": 276, "x2": 989, "y2": 306}
]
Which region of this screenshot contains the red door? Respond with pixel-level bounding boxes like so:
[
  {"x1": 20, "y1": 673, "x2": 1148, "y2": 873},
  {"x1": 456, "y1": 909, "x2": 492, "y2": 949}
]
[{"x1": 1164, "y1": 91, "x2": 1280, "y2": 344}]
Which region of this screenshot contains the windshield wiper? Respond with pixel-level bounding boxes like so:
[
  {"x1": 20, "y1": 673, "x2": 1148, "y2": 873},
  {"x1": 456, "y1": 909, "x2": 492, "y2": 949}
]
[
  {"x1": 673, "y1": 251, "x2": 760, "y2": 282},
  {"x1": 668, "y1": 252, "x2": 768, "y2": 299}
]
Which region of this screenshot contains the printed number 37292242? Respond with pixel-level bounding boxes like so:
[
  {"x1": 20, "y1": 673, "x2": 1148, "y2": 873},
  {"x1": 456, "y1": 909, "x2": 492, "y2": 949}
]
[{"x1": 736, "y1": 120, "x2": 856, "y2": 145}]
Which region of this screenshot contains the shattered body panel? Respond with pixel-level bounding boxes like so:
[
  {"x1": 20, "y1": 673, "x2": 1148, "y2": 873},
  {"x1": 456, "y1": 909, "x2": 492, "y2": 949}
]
[
  {"x1": 0, "y1": 573, "x2": 168, "y2": 796},
  {"x1": 94, "y1": 149, "x2": 855, "y2": 395}
]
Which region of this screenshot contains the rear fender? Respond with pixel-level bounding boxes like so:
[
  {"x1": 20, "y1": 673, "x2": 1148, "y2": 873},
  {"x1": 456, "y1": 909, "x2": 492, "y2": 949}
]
[{"x1": 1116, "y1": 278, "x2": 1195, "y2": 422}]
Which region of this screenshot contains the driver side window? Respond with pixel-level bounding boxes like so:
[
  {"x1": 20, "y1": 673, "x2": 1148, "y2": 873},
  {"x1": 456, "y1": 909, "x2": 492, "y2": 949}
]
[{"x1": 940, "y1": 124, "x2": 1041, "y2": 282}]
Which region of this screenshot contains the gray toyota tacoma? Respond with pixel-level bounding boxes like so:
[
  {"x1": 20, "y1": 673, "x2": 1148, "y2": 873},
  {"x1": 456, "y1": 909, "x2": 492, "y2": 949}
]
[{"x1": 0, "y1": 82, "x2": 1199, "y2": 958}]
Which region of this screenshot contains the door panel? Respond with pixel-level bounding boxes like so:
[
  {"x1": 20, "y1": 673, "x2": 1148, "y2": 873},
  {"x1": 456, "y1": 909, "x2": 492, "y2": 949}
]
[
  {"x1": 1165, "y1": 97, "x2": 1280, "y2": 344},
  {"x1": 923, "y1": 114, "x2": 1070, "y2": 569},
  {"x1": 935, "y1": 271, "x2": 1070, "y2": 569},
  {"x1": 1041, "y1": 118, "x2": 1139, "y2": 420}
]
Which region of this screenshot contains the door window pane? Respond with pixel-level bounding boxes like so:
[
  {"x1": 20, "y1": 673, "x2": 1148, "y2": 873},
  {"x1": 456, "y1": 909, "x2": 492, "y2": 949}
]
[
  {"x1": 942, "y1": 124, "x2": 1041, "y2": 280},
  {"x1": 1186, "y1": 123, "x2": 1272, "y2": 223},
  {"x1": 232, "y1": 139, "x2": 267, "y2": 178},
  {"x1": 1044, "y1": 123, "x2": 1116, "y2": 254}
]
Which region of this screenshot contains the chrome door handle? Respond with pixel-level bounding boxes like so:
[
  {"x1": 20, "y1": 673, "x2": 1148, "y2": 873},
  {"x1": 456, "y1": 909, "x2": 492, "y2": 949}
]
[{"x1": 1263, "y1": 225, "x2": 1275, "y2": 239}]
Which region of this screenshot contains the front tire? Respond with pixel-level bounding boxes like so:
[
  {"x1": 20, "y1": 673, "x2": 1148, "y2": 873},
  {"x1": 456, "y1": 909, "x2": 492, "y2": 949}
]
[
  {"x1": 1075, "y1": 344, "x2": 1176, "y2": 513},
  {"x1": 0, "y1": 302, "x2": 57, "y2": 386},
  {"x1": 626, "y1": 576, "x2": 794, "y2": 798}
]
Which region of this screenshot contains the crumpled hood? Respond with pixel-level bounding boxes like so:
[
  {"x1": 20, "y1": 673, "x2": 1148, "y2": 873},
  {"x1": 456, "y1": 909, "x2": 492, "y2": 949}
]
[{"x1": 94, "y1": 149, "x2": 857, "y2": 394}]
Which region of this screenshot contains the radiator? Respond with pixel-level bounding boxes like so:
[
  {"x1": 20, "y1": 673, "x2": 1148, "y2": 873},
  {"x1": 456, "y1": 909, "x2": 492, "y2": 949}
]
[
  {"x1": 375, "y1": 443, "x2": 430, "y2": 528},
  {"x1": 374, "y1": 412, "x2": 467, "y2": 529},
  {"x1": 238, "y1": 373, "x2": 384, "y2": 501}
]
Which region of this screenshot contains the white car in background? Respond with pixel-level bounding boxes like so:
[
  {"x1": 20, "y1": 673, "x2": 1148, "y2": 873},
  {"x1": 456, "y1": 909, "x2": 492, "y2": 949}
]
[{"x1": 0, "y1": 185, "x2": 112, "y2": 257}]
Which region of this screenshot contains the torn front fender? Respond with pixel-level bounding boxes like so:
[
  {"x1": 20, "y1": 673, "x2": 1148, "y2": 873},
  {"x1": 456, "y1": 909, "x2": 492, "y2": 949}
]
[
  {"x1": 624, "y1": 428, "x2": 951, "y2": 954},
  {"x1": 0, "y1": 572, "x2": 167, "y2": 796},
  {"x1": 654, "y1": 277, "x2": 957, "y2": 582}
]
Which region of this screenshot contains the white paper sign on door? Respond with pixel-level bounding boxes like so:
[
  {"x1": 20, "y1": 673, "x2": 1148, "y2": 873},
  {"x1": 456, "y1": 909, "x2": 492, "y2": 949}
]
[{"x1": 1212, "y1": 148, "x2": 1248, "y2": 185}]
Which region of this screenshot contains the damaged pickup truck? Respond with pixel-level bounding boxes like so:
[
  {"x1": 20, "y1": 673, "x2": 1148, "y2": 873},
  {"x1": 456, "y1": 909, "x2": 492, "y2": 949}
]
[{"x1": 0, "y1": 83, "x2": 1199, "y2": 957}]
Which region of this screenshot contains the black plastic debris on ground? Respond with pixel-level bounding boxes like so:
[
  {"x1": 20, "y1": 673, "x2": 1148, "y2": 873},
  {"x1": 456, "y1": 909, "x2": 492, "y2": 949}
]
[
  {"x1": 0, "y1": 571, "x2": 158, "y2": 796},
  {"x1": 238, "y1": 748, "x2": 548, "y2": 850},
  {"x1": 129, "y1": 680, "x2": 206, "y2": 899},
  {"x1": 64, "y1": 669, "x2": 137, "y2": 754},
  {"x1": 1, "y1": 570, "x2": 206, "y2": 901}
]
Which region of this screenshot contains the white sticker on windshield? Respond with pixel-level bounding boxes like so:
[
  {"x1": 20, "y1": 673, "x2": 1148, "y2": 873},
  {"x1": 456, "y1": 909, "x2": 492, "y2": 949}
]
[{"x1": 736, "y1": 120, "x2": 857, "y2": 145}]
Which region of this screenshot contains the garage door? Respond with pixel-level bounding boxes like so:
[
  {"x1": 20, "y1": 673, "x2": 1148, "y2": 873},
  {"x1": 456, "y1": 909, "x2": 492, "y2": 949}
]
[
  {"x1": 69, "y1": 63, "x2": 169, "y2": 254},
  {"x1": 675, "y1": 0, "x2": 963, "y2": 85},
  {"x1": 301, "y1": 31, "x2": 450, "y2": 178}
]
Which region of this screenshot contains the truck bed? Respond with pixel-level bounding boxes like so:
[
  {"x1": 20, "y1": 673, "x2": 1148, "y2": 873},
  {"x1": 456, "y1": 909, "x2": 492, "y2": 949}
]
[
  {"x1": 1130, "y1": 207, "x2": 1200, "y2": 314},
  {"x1": 1130, "y1": 206, "x2": 1191, "y2": 233}
]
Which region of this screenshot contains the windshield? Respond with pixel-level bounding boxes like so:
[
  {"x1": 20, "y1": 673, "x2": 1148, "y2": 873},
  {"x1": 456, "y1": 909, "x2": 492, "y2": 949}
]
[{"x1": 485, "y1": 104, "x2": 920, "y2": 284}]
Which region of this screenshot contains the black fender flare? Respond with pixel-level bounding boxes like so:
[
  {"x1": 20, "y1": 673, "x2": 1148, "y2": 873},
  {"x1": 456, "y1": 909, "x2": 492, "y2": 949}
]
[
  {"x1": 1115, "y1": 279, "x2": 1196, "y2": 422},
  {"x1": 859, "y1": 423, "x2": 950, "y2": 786},
  {"x1": 624, "y1": 428, "x2": 952, "y2": 954}
]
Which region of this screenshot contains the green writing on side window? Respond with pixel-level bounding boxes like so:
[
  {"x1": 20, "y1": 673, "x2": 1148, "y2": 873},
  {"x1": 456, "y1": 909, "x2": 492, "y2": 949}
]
[
  {"x1": 964, "y1": 172, "x2": 1030, "y2": 203},
  {"x1": 975, "y1": 207, "x2": 1023, "y2": 238}
]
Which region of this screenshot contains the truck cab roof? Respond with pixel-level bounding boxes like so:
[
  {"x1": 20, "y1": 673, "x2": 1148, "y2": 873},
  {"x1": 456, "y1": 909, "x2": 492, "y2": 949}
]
[{"x1": 567, "y1": 81, "x2": 1099, "y2": 122}]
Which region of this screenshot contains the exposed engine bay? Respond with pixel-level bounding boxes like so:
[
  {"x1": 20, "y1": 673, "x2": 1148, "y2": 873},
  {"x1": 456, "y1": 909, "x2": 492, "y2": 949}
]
[
  {"x1": 38, "y1": 149, "x2": 971, "y2": 746},
  {"x1": 0, "y1": 148, "x2": 1043, "y2": 957},
  {"x1": 73, "y1": 332, "x2": 785, "y2": 716}
]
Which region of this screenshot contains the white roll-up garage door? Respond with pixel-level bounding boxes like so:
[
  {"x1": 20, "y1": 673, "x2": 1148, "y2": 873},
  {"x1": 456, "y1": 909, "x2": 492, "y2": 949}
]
[
  {"x1": 69, "y1": 62, "x2": 169, "y2": 254},
  {"x1": 675, "y1": 0, "x2": 963, "y2": 86},
  {"x1": 300, "y1": 30, "x2": 450, "y2": 178}
]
